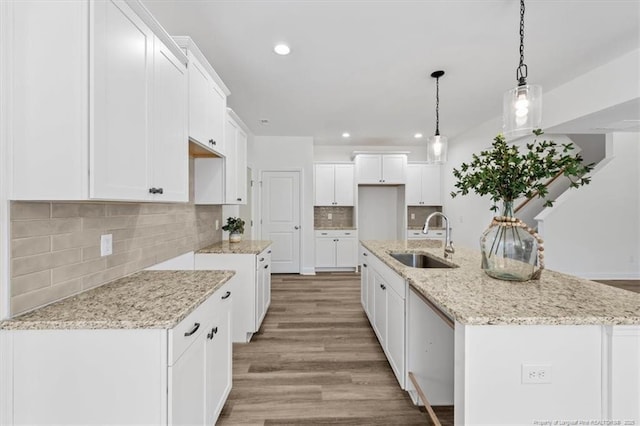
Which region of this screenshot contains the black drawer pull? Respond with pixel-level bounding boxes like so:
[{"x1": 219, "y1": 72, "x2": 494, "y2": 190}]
[
  {"x1": 267, "y1": 250, "x2": 272, "y2": 254},
  {"x1": 380, "y1": 284, "x2": 386, "y2": 290},
  {"x1": 259, "y1": 257, "x2": 265, "y2": 262},
  {"x1": 264, "y1": 265, "x2": 269, "y2": 269},
  {"x1": 184, "y1": 322, "x2": 200, "y2": 337},
  {"x1": 221, "y1": 291, "x2": 231, "y2": 300},
  {"x1": 207, "y1": 326, "x2": 218, "y2": 340},
  {"x1": 363, "y1": 253, "x2": 367, "y2": 256},
  {"x1": 363, "y1": 263, "x2": 368, "y2": 268},
  {"x1": 321, "y1": 233, "x2": 328, "y2": 235},
  {"x1": 345, "y1": 233, "x2": 351, "y2": 235}
]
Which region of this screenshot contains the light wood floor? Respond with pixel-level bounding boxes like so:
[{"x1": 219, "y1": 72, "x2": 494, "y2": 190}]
[{"x1": 218, "y1": 272, "x2": 444, "y2": 425}]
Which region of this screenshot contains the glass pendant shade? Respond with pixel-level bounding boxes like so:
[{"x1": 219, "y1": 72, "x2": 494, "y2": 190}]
[
  {"x1": 503, "y1": 83, "x2": 542, "y2": 139},
  {"x1": 427, "y1": 134, "x2": 447, "y2": 164}
]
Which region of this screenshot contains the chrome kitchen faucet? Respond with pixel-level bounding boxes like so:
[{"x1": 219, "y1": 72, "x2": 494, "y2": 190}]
[{"x1": 423, "y1": 212, "x2": 455, "y2": 260}]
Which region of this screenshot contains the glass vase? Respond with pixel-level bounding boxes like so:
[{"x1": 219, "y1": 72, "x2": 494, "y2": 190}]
[{"x1": 480, "y1": 201, "x2": 539, "y2": 281}]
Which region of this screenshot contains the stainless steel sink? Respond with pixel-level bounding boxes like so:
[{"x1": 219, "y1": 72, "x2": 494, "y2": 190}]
[{"x1": 389, "y1": 252, "x2": 456, "y2": 269}]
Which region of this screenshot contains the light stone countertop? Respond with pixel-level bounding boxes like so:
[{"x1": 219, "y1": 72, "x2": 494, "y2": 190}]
[
  {"x1": 197, "y1": 240, "x2": 272, "y2": 255},
  {"x1": 361, "y1": 240, "x2": 640, "y2": 326},
  {"x1": 0, "y1": 270, "x2": 235, "y2": 330}
]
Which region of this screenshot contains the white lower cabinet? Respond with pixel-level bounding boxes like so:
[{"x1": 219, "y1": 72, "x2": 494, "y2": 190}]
[
  {"x1": 315, "y1": 230, "x2": 358, "y2": 270},
  {"x1": 359, "y1": 243, "x2": 406, "y2": 388},
  {"x1": 0, "y1": 280, "x2": 233, "y2": 426},
  {"x1": 195, "y1": 245, "x2": 272, "y2": 342}
]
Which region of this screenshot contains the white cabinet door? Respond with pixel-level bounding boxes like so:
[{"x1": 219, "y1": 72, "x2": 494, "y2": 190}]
[
  {"x1": 356, "y1": 155, "x2": 383, "y2": 184},
  {"x1": 373, "y1": 273, "x2": 387, "y2": 343},
  {"x1": 361, "y1": 261, "x2": 368, "y2": 310},
  {"x1": 406, "y1": 164, "x2": 423, "y2": 206},
  {"x1": 335, "y1": 238, "x2": 357, "y2": 268},
  {"x1": 151, "y1": 37, "x2": 188, "y2": 202},
  {"x1": 91, "y1": 0, "x2": 153, "y2": 201},
  {"x1": 421, "y1": 164, "x2": 442, "y2": 205},
  {"x1": 367, "y1": 265, "x2": 376, "y2": 321},
  {"x1": 314, "y1": 164, "x2": 335, "y2": 206},
  {"x1": 315, "y1": 237, "x2": 336, "y2": 268},
  {"x1": 224, "y1": 116, "x2": 238, "y2": 203},
  {"x1": 381, "y1": 155, "x2": 406, "y2": 184},
  {"x1": 169, "y1": 335, "x2": 206, "y2": 426},
  {"x1": 209, "y1": 82, "x2": 227, "y2": 154},
  {"x1": 236, "y1": 128, "x2": 248, "y2": 204},
  {"x1": 334, "y1": 164, "x2": 355, "y2": 206},
  {"x1": 205, "y1": 297, "x2": 232, "y2": 424},
  {"x1": 386, "y1": 285, "x2": 405, "y2": 386},
  {"x1": 187, "y1": 55, "x2": 211, "y2": 147}
]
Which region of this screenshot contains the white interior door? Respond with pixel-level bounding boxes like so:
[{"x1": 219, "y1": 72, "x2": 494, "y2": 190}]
[{"x1": 260, "y1": 171, "x2": 301, "y2": 273}]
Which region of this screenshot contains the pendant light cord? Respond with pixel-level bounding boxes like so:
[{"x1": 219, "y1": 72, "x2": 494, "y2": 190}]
[
  {"x1": 516, "y1": 0, "x2": 528, "y2": 85},
  {"x1": 435, "y1": 76, "x2": 440, "y2": 136}
]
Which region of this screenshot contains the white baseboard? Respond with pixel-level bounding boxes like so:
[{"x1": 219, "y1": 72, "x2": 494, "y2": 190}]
[{"x1": 300, "y1": 267, "x2": 316, "y2": 275}]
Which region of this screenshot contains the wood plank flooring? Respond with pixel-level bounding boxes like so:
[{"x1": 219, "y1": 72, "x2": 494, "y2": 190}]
[
  {"x1": 595, "y1": 280, "x2": 640, "y2": 294},
  {"x1": 218, "y1": 272, "x2": 440, "y2": 425}
]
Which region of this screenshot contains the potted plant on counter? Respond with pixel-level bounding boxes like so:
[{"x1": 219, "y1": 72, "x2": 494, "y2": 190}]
[
  {"x1": 451, "y1": 129, "x2": 593, "y2": 281},
  {"x1": 222, "y1": 217, "x2": 245, "y2": 243}
]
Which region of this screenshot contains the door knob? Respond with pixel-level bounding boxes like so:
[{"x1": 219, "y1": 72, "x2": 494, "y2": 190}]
[{"x1": 294, "y1": 226, "x2": 300, "y2": 230}]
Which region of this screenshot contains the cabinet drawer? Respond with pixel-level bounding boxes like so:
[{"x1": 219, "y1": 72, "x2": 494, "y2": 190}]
[
  {"x1": 407, "y1": 229, "x2": 445, "y2": 239},
  {"x1": 169, "y1": 285, "x2": 218, "y2": 365},
  {"x1": 315, "y1": 230, "x2": 356, "y2": 238},
  {"x1": 257, "y1": 246, "x2": 272, "y2": 269}
]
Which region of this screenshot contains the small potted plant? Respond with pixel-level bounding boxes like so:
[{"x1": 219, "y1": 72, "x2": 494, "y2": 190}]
[
  {"x1": 451, "y1": 129, "x2": 593, "y2": 281},
  {"x1": 222, "y1": 217, "x2": 245, "y2": 243}
]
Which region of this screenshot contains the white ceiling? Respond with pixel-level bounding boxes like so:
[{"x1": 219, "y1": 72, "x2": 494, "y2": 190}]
[{"x1": 143, "y1": 0, "x2": 640, "y2": 145}]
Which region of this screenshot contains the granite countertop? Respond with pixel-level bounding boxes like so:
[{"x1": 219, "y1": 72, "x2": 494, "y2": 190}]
[
  {"x1": 361, "y1": 240, "x2": 640, "y2": 326},
  {"x1": 0, "y1": 270, "x2": 235, "y2": 330},
  {"x1": 197, "y1": 240, "x2": 272, "y2": 255}
]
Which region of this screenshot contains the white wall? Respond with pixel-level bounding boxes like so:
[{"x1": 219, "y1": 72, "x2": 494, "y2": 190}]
[
  {"x1": 443, "y1": 49, "x2": 640, "y2": 255},
  {"x1": 537, "y1": 132, "x2": 640, "y2": 279},
  {"x1": 252, "y1": 136, "x2": 315, "y2": 274}
]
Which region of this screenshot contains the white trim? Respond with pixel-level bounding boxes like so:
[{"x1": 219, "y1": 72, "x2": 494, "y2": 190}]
[
  {"x1": 0, "y1": 332, "x2": 13, "y2": 424},
  {"x1": 300, "y1": 267, "x2": 316, "y2": 275},
  {"x1": 172, "y1": 36, "x2": 230, "y2": 96},
  {"x1": 0, "y1": 0, "x2": 12, "y2": 320},
  {"x1": 226, "y1": 108, "x2": 250, "y2": 136}
]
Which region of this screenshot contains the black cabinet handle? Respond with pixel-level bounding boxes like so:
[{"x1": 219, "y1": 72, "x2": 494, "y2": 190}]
[
  {"x1": 148, "y1": 187, "x2": 164, "y2": 195},
  {"x1": 264, "y1": 265, "x2": 269, "y2": 269},
  {"x1": 158, "y1": 188, "x2": 163, "y2": 194},
  {"x1": 184, "y1": 322, "x2": 200, "y2": 337},
  {"x1": 380, "y1": 284, "x2": 386, "y2": 290},
  {"x1": 237, "y1": 198, "x2": 242, "y2": 201},
  {"x1": 209, "y1": 139, "x2": 216, "y2": 145},
  {"x1": 267, "y1": 250, "x2": 272, "y2": 254},
  {"x1": 221, "y1": 291, "x2": 231, "y2": 300},
  {"x1": 259, "y1": 257, "x2": 265, "y2": 262},
  {"x1": 207, "y1": 326, "x2": 218, "y2": 340},
  {"x1": 345, "y1": 233, "x2": 351, "y2": 235},
  {"x1": 363, "y1": 263, "x2": 368, "y2": 268},
  {"x1": 363, "y1": 253, "x2": 368, "y2": 256},
  {"x1": 321, "y1": 233, "x2": 328, "y2": 235}
]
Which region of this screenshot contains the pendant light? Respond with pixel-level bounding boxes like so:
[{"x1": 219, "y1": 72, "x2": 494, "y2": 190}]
[
  {"x1": 503, "y1": 0, "x2": 542, "y2": 138},
  {"x1": 427, "y1": 70, "x2": 447, "y2": 164}
]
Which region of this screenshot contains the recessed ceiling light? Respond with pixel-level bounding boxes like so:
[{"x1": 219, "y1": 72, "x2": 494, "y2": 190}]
[
  {"x1": 342, "y1": 132, "x2": 351, "y2": 138},
  {"x1": 259, "y1": 119, "x2": 270, "y2": 125},
  {"x1": 273, "y1": 44, "x2": 291, "y2": 55},
  {"x1": 414, "y1": 133, "x2": 423, "y2": 139}
]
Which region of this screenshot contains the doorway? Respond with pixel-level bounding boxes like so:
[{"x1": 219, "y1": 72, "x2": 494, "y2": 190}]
[{"x1": 260, "y1": 170, "x2": 301, "y2": 273}]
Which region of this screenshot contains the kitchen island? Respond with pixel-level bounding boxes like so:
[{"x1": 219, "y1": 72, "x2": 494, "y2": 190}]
[{"x1": 360, "y1": 240, "x2": 640, "y2": 425}]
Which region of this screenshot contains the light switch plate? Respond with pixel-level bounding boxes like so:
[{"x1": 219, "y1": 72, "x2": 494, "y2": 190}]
[
  {"x1": 100, "y1": 234, "x2": 113, "y2": 257},
  {"x1": 215, "y1": 220, "x2": 219, "y2": 230},
  {"x1": 410, "y1": 213, "x2": 415, "y2": 220},
  {"x1": 327, "y1": 213, "x2": 332, "y2": 220}
]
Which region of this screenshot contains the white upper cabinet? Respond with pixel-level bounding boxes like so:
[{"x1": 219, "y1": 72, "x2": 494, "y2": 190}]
[
  {"x1": 7, "y1": 0, "x2": 189, "y2": 202},
  {"x1": 174, "y1": 36, "x2": 229, "y2": 157},
  {"x1": 406, "y1": 163, "x2": 442, "y2": 206},
  {"x1": 314, "y1": 163, "x2": 354, "y2": 206},
  {"x1": 194, "y1": 109, "x2": 249, "y2": 205},
  {"x1": 355, "y1": 154, "x2": 407, "y2": 184}
]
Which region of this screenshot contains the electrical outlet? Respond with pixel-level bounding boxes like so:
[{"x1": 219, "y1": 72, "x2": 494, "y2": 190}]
[
  {"x1": 522, "y1": 364, "x2": 552, "y2": 384},
  {"x1": 215, "y1": 220, "x2": 219, "y2": 230},
  {"x1": 410, "y1": 213, "x2": 415, "y2": 220},
  {"x1": 327, "y1": 213, "x2": 332, "y2": 220},
  {"x1": 100, "y1": 234, "x2": 113, "y2": 257}
]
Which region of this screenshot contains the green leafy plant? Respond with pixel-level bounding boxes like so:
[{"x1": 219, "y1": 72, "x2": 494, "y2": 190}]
[
  {"x1": 222, "y1": 217, "x2": 245, "y2": 234},
  {"x1": 451, "y1": 129, "x2": 594, "y2": 211}
]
